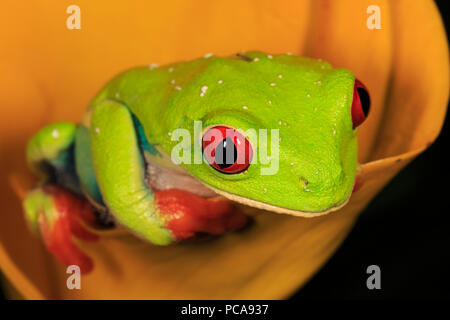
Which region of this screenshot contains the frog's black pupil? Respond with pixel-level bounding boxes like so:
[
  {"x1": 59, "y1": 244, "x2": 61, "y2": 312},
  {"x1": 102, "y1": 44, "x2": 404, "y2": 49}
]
[
  {"x1": 215, "y1": 137, "x2": 237, "y2": 169},
  {"x1": 357, "y1": 87, "x2": 371, "y2": 117}
]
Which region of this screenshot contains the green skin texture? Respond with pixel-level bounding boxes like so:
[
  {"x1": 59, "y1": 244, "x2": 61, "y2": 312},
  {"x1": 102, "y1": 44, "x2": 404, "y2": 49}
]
[{"x1": 26, "y1": 51, "x2": 358, "y2": 245}]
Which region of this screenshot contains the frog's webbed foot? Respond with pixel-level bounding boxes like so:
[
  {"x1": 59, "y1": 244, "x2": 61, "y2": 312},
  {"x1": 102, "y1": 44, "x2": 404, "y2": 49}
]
[
  {"x1": 154, "y1": 189, "x2": 249, "y2": 241},
  {"x1": 24, "y1": 122, "x2": 100, "y2": 273},
  {"x1": 23, "y1": 184, "x2": 99, "y2": 274}
]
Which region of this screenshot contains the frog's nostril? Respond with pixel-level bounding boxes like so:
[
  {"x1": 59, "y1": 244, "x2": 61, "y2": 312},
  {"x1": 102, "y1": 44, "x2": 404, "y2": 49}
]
[{"x1": 299, "y1": 176, "x2": 309, "y2": 191}]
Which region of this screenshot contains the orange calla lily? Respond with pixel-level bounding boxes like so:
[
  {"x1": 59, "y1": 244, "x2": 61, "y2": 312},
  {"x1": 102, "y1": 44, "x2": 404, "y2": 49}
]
[{"x1": 0, "y1": 0, "x2": 448, "y2": 299}]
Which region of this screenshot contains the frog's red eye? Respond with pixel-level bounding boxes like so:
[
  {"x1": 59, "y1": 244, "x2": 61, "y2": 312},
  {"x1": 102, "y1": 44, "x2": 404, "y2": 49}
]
[
  {"x1": 351, "y1": 78, "x2": 371, "y2": 128},
  {"x1": 202, "y1": 126, "x2": 253, "y2": 174}
]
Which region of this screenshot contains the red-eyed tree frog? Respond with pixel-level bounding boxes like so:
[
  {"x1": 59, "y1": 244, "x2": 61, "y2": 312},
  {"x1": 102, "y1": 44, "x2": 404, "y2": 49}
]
[{"x1": 23, "y1": 52, "x2": 370, "y2": 273}]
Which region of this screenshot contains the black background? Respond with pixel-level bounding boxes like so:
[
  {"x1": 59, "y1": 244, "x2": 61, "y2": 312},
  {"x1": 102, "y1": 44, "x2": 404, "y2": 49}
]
[{"x1": 1, "y1": 0, "x2": 449, "y2": 300}]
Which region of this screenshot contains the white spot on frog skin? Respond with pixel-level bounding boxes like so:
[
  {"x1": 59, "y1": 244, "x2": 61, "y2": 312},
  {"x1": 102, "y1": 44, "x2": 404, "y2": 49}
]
[
  {"x1": 315, "y1": 171, "x2": 319, "y2": 175},
  {"x1": 217, "y1": 80, "x2": 223, "y2": 84},
  {"x1": 253, "y1": 57, "x2": 260, "y2": 62},
  {"x1": 268, "y1": 100, "x2": 272, "y2": 104},
  {"x1": 263, "y1": 188, "x2": 267, "y2": 194},
  {"x1": 52, "y1": 129, "x2": 59, "y2": 138},
  {"x1": 175, "y1": 86, "x2": 182, "y2": 91},
  {"x1": 115, "y1": 92, "x2": 120, "y2": 99},
  {"x1": 306, "y1": 93, "x2": 311, "y2": 98},
  {"x1": 170, "y1": 79, "x2": 175, "y2": 84},
  {"x1": 168, "y1": 132, "x2": 172, "y2": 136},
  {"x1": 242, "y1": 105, "x2": 248, "y2": 110},
  {"x1": 270, "y1": 83, "x2": 276, "y2": 87},
  {"x1": 278, "y1": 74, "x2": 283, "y2": 79},
  {"x1": 204, "y1": 53, "x2": 213, "y2": 58},
  {"x1": 95, "y1": 127, "x2": 100, "y2": 133},
  {"x1": 290, "y1": 162, "x2": 294, "y2": 166},
  {"x1": 333, "y1": 129, "x2": 337, "y2": 135},
  {"x1": 168, "y1": 67, "x2": 174, "y2": 73},
  {"x1": 314, "y1": 80, "x2": 322, "y2": 85},
  {"x1": 149, "y1": 63, "x2": 158, "y2": 70},
  {"x1": 278, "y1": 120, "x2": 282, "y2": 125},
  {"x1": 200, "y1": 85, "x2": 208, "y2": 97},
  {"x1": 267, "y1": 54, "x2": 273, "y2": 59}
]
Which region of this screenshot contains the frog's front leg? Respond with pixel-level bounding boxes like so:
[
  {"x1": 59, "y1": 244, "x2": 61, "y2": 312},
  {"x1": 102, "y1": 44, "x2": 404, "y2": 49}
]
[
  {"x1": 23, "y1": 123, "x2": 99, "y2": 274},
  {"x1": 89, "y1": 100, "x2": 248, "y2": 244}
]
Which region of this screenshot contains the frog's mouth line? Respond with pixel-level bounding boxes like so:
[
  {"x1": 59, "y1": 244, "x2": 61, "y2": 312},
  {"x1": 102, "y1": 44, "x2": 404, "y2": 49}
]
[
  {"x1": 203, "y1": 186, "x2": 350, "y2": 217},
  {"x1": 145, "y1": 159, "x2": 349, "y2": 218}
]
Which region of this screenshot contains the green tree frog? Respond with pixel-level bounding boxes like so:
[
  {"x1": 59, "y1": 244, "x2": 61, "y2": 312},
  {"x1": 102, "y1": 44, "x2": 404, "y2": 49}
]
[{"x1": 23, "y1": 52, "x2": 370, "y2": 273}]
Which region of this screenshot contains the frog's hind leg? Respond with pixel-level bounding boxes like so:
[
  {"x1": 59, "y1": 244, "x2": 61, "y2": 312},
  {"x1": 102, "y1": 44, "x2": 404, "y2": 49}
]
[{"x1": 23, "y1": 122, "x2": 98, "y2": 274}]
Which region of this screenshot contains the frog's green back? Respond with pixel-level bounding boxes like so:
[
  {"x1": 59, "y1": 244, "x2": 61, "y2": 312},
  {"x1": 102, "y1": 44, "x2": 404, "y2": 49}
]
[{"x1": 89, "y1": 52, "x2": 357, "y2": 214}]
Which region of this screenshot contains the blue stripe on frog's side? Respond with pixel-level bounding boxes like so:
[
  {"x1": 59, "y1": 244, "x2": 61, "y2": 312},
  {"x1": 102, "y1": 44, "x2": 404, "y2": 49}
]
[
  {"x1": 74, "y1": 115, "x2": 160, "y2": 208},
  {"x1": 133, "y1": 115, "x2": 161, "y2": 157}
]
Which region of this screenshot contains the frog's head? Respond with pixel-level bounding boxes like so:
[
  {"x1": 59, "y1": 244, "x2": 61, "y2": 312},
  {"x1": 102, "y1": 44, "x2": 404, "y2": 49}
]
[{"x1": 157, "y1": 52, "x2": 370, "y2": 216}]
